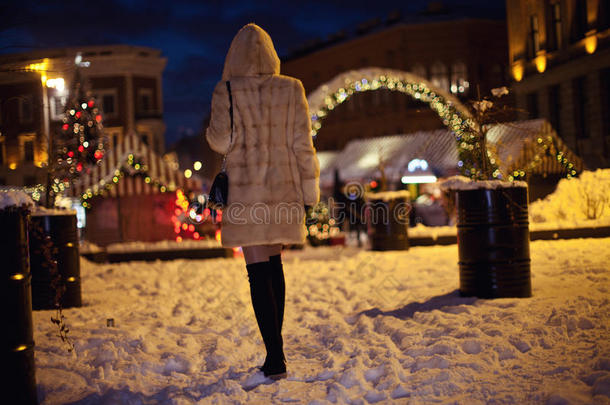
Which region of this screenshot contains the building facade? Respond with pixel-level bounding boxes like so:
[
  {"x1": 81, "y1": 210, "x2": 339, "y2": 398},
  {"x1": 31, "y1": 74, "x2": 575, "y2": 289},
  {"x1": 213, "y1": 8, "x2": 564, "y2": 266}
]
[
  {"x1": 0, "y1": 44, "x2": 167, "y2": 186},
  {"x1": 282, "y1": 17, "x2": 509, "y2": 151},
  {"x1": 506, "y1": 0, "x2": 610, "y2": 168}
]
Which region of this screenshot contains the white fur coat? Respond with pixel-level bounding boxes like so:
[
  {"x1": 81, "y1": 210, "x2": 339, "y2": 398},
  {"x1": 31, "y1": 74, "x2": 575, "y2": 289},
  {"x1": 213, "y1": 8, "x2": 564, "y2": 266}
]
[{"x1": 206, "y1": 24, "x2": 320, "y2": 248}]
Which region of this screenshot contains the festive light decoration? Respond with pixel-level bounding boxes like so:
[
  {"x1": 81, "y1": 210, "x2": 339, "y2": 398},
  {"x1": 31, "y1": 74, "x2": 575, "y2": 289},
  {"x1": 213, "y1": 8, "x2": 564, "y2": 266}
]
[
  {"x1": 307, "y1": 69, "x2": 579, "y2": 181},
  {"x1": 508, "y1": 134, "x2": 579, "y2": 181},
  {"x1": 53, "y1": 69, "x2": 107, "y2": 194},
  {"x1": 79, "y1": 153, "x2": 175, "y2": 209},
  {"x1": 306, "y1": 70, "x2": 502, "y2": 178},
  {"x1": 306, "y1": 202, "x2": 340, "y2": 245}
]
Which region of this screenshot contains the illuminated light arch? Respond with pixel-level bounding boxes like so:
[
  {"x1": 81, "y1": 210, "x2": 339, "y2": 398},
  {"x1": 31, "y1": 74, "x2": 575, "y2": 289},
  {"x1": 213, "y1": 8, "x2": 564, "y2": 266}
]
[
  {"x1": 306, "y1": 68, "x2": 579, "y2": 180},
  {"x1": 306, "y1": 67, "x2": 476, "y2": 139}
]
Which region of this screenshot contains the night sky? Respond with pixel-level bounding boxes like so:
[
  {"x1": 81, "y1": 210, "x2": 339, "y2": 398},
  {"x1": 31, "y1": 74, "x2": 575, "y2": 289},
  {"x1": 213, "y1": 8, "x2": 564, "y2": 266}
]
[{"x1": 1, "y1": 0, "x2": 505, "y2": 148}]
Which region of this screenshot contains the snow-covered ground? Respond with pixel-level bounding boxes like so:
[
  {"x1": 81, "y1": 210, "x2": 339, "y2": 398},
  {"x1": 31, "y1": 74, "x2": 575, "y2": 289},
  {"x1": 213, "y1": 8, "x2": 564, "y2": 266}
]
[{"x1": 34, "y1": 239, "x2": 610, "y2": 404}]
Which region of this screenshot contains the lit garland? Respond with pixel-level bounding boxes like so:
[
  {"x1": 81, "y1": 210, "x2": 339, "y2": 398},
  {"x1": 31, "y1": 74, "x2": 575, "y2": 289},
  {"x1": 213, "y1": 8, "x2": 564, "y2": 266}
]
[
  {"x1": 80, "y1": 153, "x2": 176, "y2": 209},
  {"x1": 306, "y1": 202, "x2": 340, "y2": 245},
  {"x1": 0, "y1": 184, "x2": 46, "y2": 202},
  {"x1": 309, "y1": 74, "x2": 579, "y2": 180},
  {"x1": 308, "y1": 74, "x2": 495, "y2": 178},
  {"x1": 509, "y1": 134, "x2": 579, "y2": 181}
]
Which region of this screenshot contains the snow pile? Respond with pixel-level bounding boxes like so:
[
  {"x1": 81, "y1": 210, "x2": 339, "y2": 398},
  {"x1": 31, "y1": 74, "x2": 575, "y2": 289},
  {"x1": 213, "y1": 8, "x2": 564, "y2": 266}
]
[
  {"x1": 0, "y1": 189, "x2": 35, "y2": 210},
  {"x1": 32, "y1": 207, "x2": 76, "y2": 216},
  {"x1": 106, "y1": 238, "x2": 222, "y2": 253},
  {"x1": 440, "y1": 175, "x2": 527, "y2": 191},
  {"x1": 530, "y1": 169, "x2": 610, "y2": 227},
  {"x1": 33, "y1": 238, "x2": 609, "y2": 403}
]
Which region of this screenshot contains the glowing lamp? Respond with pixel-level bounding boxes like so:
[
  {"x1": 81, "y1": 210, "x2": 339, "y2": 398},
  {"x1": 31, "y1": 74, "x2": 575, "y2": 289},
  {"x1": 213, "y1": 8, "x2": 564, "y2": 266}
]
[
  {"x1": 401, "y1": 175, "x2": 437, "y2": 184},
  {"x1": 46, "y1": 78, "x2": 65, "y2": 92},
  {"x1": 184, "y1": 169, "x2": 192, "y2": 178},
  {"x1": 535, "y1": 55, "x2": 546, "y2": 73},
  {"x1": 512, "y1": 63, "x2": 524, "y2": 82},
  {"x1": 585, "y1": 33, "x2": 597, "y2": 54},
  {"x1": 193, "y1": 161, "x2": 202, "y2": 171}
]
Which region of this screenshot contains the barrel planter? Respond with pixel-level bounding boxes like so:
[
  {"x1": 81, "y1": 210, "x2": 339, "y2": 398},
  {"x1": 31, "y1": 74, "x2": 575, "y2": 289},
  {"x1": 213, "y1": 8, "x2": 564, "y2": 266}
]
[
  {"x1": 29, "y1": 212, "x2": 82, "y2": 310},
  {"x1": 1, "y1": 206, "x2": 38, "y2": 405},
  {"x1": 366, "y1": 191, "x2": 410, "y2": 251},
  {"x1": 455, "y1": 184, "x2": 531, "y2": 298}
]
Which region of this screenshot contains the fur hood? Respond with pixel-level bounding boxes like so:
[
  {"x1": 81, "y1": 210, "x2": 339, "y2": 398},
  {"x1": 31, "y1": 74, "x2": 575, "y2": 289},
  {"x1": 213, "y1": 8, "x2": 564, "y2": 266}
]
[{"x1": 222, "y1": 23, "x2": 280, "y2": 80}]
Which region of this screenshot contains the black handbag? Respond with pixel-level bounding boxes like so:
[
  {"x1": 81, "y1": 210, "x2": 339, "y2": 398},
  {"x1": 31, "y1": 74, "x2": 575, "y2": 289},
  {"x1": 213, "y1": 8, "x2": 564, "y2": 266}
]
[{"x1": 208, "y1": 81, "x2": 234, "y2": 210}]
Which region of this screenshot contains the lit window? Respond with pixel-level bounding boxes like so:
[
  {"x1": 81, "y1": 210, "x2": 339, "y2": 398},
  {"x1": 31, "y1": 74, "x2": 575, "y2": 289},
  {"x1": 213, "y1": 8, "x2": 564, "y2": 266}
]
[
  {"x1": 19, "y1": 134, "x2": 36, "y2": 163},
  {"x1": 93, "y1": 89, "x2": 118, "y2": 118},
  {"x1": 19, "y1": 96, "x2": 33, "y2": 123},
  {"x1": 103, "y1": 95, "x2": 115, "y2": 114},
  {"x1": 450, "y1": 62, "x2": 469, "y2": 94},
  {"x1": 430, "y1": 62, "x2": 449, "y2": 91},
  {"x1": 529, "y1": 15, "x2": 540, "y2": 58},
  {"x1": 137, "y1": 88, "x2": 154, "y2": 113},
  {"x1": 412, "y1": 64, "x2": 426, "y2": 79},
  {"x1": 51, "y1": 96, "x2": 67, "y2": 120}
]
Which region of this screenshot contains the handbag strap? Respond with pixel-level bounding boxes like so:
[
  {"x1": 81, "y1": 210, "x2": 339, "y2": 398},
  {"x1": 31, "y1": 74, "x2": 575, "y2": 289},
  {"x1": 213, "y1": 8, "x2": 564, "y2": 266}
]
[{"x1": 220, "y1": 80, "x2": 234, "y2": 172}]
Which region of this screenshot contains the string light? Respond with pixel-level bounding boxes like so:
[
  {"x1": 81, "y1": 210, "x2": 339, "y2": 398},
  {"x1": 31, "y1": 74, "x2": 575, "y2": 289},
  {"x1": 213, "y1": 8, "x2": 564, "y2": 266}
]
[
  {"x1": 309, "y1": 73, "x2": 579, "y2": 181},
  {"x1": 79, "y1": 153, "x2": 178, "y2": 208}
]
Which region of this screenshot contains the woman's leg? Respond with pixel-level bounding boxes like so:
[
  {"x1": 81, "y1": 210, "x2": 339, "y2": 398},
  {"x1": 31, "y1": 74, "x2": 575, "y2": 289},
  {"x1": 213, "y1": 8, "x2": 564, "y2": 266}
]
[
  {"x1": 242, "y1": 244, "x2": 282, "y2": 265},
  {"x1": 243, "y1": 244, "x2": 285, "y2": 378}
]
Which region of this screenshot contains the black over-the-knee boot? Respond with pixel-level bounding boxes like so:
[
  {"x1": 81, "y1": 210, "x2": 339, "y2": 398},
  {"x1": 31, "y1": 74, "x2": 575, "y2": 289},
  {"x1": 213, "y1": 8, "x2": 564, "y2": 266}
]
[
  {"x1": 269, "y1": 254, "x2": 285, "y2": 331},
  {"x1": 246, "y1": 261, "x2": 286, "y2": 379}
]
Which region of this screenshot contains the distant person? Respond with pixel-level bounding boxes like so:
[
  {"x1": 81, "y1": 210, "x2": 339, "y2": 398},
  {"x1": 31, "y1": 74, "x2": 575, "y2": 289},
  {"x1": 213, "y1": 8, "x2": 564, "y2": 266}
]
[{"x1": 205, "y1": 23, "x2": 320, "y2": 380}]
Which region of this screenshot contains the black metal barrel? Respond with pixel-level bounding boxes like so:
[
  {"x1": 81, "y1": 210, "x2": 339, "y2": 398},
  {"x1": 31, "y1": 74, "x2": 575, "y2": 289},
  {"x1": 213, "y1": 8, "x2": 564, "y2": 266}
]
[
  {"x1": 456, "y1": 186, "x2": 531, "y2": 298},
  {"x1": 367, "y1": 196, "x2": 410, "y2": 251},
  {"x1": 1, "y1": 206, "x2": 38, "y2": 405},
  {"x1": 30, "y1": 212, "x2": 82, "y2": 310}
]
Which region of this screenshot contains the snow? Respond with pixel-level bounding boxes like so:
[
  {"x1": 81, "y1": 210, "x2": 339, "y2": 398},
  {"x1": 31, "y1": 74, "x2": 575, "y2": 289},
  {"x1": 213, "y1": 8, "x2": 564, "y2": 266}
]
[
  {"x1": 106, "y1": 238, "x2": 222, "y2": 253},
  {"x1": 32, "y1": 207, "x2": 77, "y2": 216},
  {"x1": 530, "y1": 169, "x2": 610, "y2": 225},
  {"x1": 0, "y1": 189, "x2": 35, "y2": 209},
  {"x1": 440, "y1": 175, "x2": 528, "y2": 191},
  {"x1": 32, "y1": 238, "x2": 609, "y2": 404}
]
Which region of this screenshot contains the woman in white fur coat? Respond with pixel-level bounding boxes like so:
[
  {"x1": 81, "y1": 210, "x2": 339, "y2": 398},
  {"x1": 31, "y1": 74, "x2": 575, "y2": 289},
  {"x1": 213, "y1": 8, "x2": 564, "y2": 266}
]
[{"x1": 206, "y1": 23, "x2": 319, "y2": 379}]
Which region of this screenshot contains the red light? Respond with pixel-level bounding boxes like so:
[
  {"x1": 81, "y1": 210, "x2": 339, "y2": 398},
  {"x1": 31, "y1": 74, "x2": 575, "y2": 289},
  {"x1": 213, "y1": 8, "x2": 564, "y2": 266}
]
[
  {"x1": 78, "y1": 145, "x2": 84, "y2": 152},
  {"x1": 95, "y1": 115, "x2": 102, "y2": 122},
  {"x1": 370, "y1": 180, "x2": 378, "y2": 188},
  {"x1": 62, "y1": 124, "x2": 69, "y2": 131},
  {"x1": 188, "y1": 224, "x2": 195, "y2": 232},
  {"x1": 215, "y1": 229, "x2": 221, "y2": 242},
  {"x1": 176, "y1": 236, "x2": 182, "y2": 242},
  {"x1": 174, "y1": 208, "x2": 181, "y2": 216},
  {"x1": 75, "y1": 111, "x2": 82, "y2": 118},
  {"x1": 174, "y1": 227, "x2": 180, "y2": 234},
  {"x1": 94, "y1": 150, "x2": 103, "y2": 160},
  {"x1": 67, "y1": 151, "x2": 74, "y2": 157},
  {"x1": 182, "y1": 223, "x2": 188, "y2": 231},
  {"x1": 193, "y1": 232, "x2": 200, "y2": 239},
  {"x1": 76, "y1": 163, "x2": 83, "y2": 172},
  {"x1": 88, "y1": 100, "x2": 94, "y2": 108}
]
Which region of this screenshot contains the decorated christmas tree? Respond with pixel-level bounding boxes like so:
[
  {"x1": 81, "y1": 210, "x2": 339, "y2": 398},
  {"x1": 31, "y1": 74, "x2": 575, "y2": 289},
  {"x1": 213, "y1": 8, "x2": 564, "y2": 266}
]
[{"x1": 47, "y1": 68, "x2": 106, "y2": 206}]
